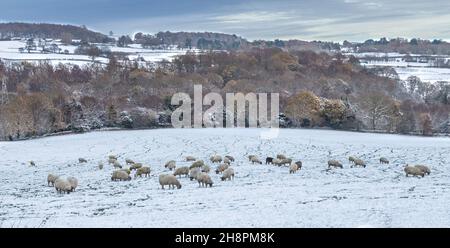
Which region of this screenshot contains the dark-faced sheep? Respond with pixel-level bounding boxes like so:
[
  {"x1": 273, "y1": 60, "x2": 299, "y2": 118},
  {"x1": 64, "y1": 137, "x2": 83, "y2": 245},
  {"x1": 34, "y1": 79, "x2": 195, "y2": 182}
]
[
  {"x1": 266, "y1": 157, "x2": 273, "y2": 164},
  {"x1": 379, "y1": 157, "x2": 389, "y2": 164},
  {"x1": 223, "y1": 157, "x2": 231, "y2": 164},
  {"x1": 189, "y1": 160, "x2": 204, "y2": 169},
  {"x1": 78, "y1": 158, "x2": 87, "y2": 163},
  {"x1": 251, "y1": 156, "x2": 262, "y2": 164},
  {"x1": 210, "y1": 155, "x2": 222, "y2": 163},
  {"x1": 414, "y1": 165, "x2": 431, "y2": 175},
  {"x1": 159, "y1": 174, "x2": 181, "y2": 189},
  {"x1": 215, "y1": 163, "x2": 229, "y2": 174},
  {"x1": 54, "y1": 178, "x2": 72, "y2": 194},
  {"x1": 186, "y1": 156, "x2": 196, "y2": 162},
  {"x1": 225, "y1": 155, "x2": 235, "y2": 162},
  {"x1": 197, "y1": 172, "x2": 213, "y2": 187},
  {"x1": 113, "y1": 160, "x2": 122, "y2": 169},
  {"x1": 294, "y1": 161, "x2": 302, "y2": 170},
  {"x1": 47, "y1": 174, "x2": 59, "y2": 186},
  {"x1": 277, "y1": 154, "x2": 287, "y2": 160},
  {"x1": 351, "y1": 158, "x2": 366, "y2": 168},
  {"x1": 289, "y1": 163, "x2": 299, "y2": 174},
  {"x1": 111, "y1": 170, "x2": 131, "y2": 181},
  {"x1": 189, "y1": 168, "x2": 201, "y2": 181},
  {"x1": 29, "y1": 161, "x2": 36, "y2": 167},
  {"x1": 221, "y1": 168, "x2": 235, "y2": 181},
  {"x1": 108, "y1": 155, "x2": 118, "y2": 160},
  {"x1": 173, "y1": 166, "x2": 189, "y2": 178},
  {"x1": 328, "y1": 160, "x2": 343, "y2": 169},
  {"x1": 67, "y1": 177, "x2": 78, "y2": 192},
  {"x1": 135, "y1": 166, "x2": 151, "y2": 178},
  {"x1": 404, "y1": 165, "x2": 425, "y2": 177},
  {"x1": 165, "y1": 160, "x2": 176, "y2": 171},
  {"x1": 201, "y1": 165, "x2": 211, "y2": 173}
]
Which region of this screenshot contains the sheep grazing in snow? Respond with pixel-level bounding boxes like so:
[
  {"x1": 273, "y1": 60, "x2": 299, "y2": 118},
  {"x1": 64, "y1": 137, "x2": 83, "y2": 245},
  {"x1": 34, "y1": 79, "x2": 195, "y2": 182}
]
[
  {"x1": 165, "y1": 160, "x2": 176, "y2": 171},
  {"x1": 113, "y1": 160, "x2": 122, "y2": 169},
  {"x1": 186, "y1": 156, "x2": 196, "y2": 162},
  {"x1": 210, "y1": 155, "x2": 222, "y2": 163},
  {"x1": 221, "y1": 168, "x2": 235, "y2": 181},
  {"x1": 173, "y1": 166, "x2": 189, "y2": 178},
  {"x1": 223, "y1": 157, "x2": 231, "y2": 164},
  {"x1": 328, "y1": 160, "x2": 343, "y2": 169},
  {"x1": 272, "y1": 158, "x2": 284, "y2": 166},
  {"x1": 47, "y1": 174, "x2": 59, "y2": 186},
  {"x1": 225, "y1": 155, "x2": 235, "y2": 162},
  {"x1": 294, "y1": 161, "x2": 302, "y2": 170},
  {"x1": 67, "y1": 177, "x2": 78, "y2": 192},
  {"x1": 189, "y1": 160, "x2": 204, "y2": 169},
  {"x1": 135, "y1": 166, "x2": 151, "y2": 178},
  {"x1": 215, "y1": 163, "x2": 229, "y2": 174},
  {"x1": 189, "y1": 167, "x2": 201, "y2": 181},
  {"x1": 248, "y1": 155, "x2": 257, "y2": 161},
  {"x1": 108, "y1": 158, "x2": 117, "y2": 165},
  {"x1": 281, "y1": 158, "x2": 292, "y2": 166},
  {"x1": 197, "y1": 172, "x2": 213, "y2": 187},
  {"x1": 201, "y1": 165, "x2": 211, "y2": 173},
  {"x1": 54, "y1": 178, "x2": 72, "y2": 194},
  {"x1": 78, "y1": 158, "x2": 87, "y2": 163},
  {"x1": 289, "y1": 163, "x2": 299, "y2": 174},
  {"x1": 266, "y1": 157, "x2": 274, "y2": 164},
  {"x1": 277, "y1": 154, "x2": 287, "y2": 160},
  {"x1": 348, "y1": 156, "x2": 356, "y2": 164},
  {"x1": 125, "y1": 159, "x2": 135, "y2": 165},
  {"x1": 108, "y1": 155, "x2": 118, "y2": 160},
  {"x1": 120, "y1": 168, "x2": 131, "y2": 174},
  {"x1": 251, "y1": 156, "x2": 262, "y2": 164},
  {"x1": 111, "y1": 170, "x2": 131, "y2": 181},
  {"x1": 351, "y1": 158, "x2": 366, "y2": 168},
  {"x1": 98, "y1": 161, "x2": 104, "y2": 170},
  {"x1": 29, "y1": 161, "x2": 36, "y2": 167},
  {"x1": 379, "y1": 157, "x2": 389, "y2": 164},
  {"x1": 159, "y1": 174, "x2": 182, "y2": 189},
  {"x1": 404, "y1": 165, "x2": 425, "y2": 177},
  {"x1": 414, "y1": 165, "x2": 431, "y2": 175},
  {"x1": 130, "y1": 162, "x2": 143, "y2": 170}
]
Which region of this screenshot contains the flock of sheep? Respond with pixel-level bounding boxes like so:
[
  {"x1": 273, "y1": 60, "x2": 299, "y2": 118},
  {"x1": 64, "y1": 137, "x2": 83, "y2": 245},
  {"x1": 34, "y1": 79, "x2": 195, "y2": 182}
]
[{"x1": 37, "y1": 151, "x2": 431, "y2": 194}]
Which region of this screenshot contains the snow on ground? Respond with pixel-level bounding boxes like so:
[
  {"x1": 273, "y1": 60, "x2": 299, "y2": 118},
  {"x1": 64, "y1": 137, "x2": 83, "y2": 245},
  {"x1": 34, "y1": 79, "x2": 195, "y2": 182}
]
[{"x1": 0, "y1": 128, "x2": 449, "y2": 228}]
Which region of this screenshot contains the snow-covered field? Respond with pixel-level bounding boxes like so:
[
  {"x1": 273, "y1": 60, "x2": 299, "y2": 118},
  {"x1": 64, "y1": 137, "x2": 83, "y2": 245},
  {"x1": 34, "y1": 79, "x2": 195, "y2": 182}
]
[
  {"x1": 0, "y1": 40, "x2": 192, "y2": 65},
  {"x1": 0, "y1": 128, "x2": 449, "y2": 228}
]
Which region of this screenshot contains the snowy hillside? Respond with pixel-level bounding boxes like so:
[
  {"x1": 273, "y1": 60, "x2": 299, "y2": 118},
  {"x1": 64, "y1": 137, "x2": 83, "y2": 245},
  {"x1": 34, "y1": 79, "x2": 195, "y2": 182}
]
[
  {"x1": 0, "y1": 39, "x2": 194, "y2": 66},
  {"x1": 0, "y1": 128, "x2": 449, "y2": 227}
]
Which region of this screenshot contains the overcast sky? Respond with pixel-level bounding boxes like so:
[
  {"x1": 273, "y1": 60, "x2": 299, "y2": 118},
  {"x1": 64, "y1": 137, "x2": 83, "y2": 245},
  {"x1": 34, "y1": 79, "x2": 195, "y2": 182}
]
[{"x1": 1, "y1": 0, "x2": 450, "y2": 42}]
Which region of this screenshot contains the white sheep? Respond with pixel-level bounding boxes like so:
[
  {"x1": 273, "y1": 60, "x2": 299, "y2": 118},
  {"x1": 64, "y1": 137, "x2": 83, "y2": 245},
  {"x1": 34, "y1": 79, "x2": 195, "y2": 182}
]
[
  {"x1": 289, "y1": 163, "x2": 299, "y2": 174},
  {"x1": 201, "y1": 164, "x2": 211, "y2": 173},
  {"x1": 251, "y1": 156, "x2": 262, "y2": 164},
  {"x1": 221, "y1": 168, "x2": 235, "y2": 181},
  {"x1": 130, "y1": 162, "x2": 143, "y2": 170},
  {"x1": 281, "y1": 158, "x2": 292, "y2": 166},
  {"x1": 189, "y1": 160, "x2": 204, "y2": 169},
  {"x1": 328, "y1": 160, "x2": 343, "y2": 169},
  {"x1": 272, "y1": 158, "x2": 284, "y2": 166},
  {"x1": 111, "y1": 170, "x2": 131, "y2": 181},
  {"x1": 215, "y1": 163, "x2": 229, "y2": 174},
  {"x1": 197, "y1": 172, "x2": 213, "y2": 187},
  {"x1": 108, "y1": 155, "x2": 118, "y2": 160},
  {"x1": 351, "y1": 158, "x2": 366, "y2": 168},
  {"x1": 223, "y1": 157, "x2": 231, "y2": 164},
  {"x1": 47, "y1": 174, "x2": 59, "y2": 186},
  {"x1": 159, "y1": 174, "x2": 182, "y2": 189},
  {"x1": 165, "y1": 160, "x2": 176, "y2": 171},
  {"x1": 98, "y1": 161, "x2": 104, "y2": 170},
  {"x1": 210, "y1": 155, "x2": 222, "y2": 163},
  {"x1": 189, "y1": 168, "x2": 201, "y2": 181},
  {"x1": 108, "y1": 158, "x2": 117, "y2": 165},
  {"x1": 54, "y1": 178, "x2": 72, "y2": 194},
  {"x1": 348, "y1": 156, "x2": 356, "y2": 164},
  {"x1": 277, "y1": 154, "x2": 287, "y2": 160},
  {"x1": 135, "y1": 166, "x2": 151, "y2": 177},
  {"x1": 125, "y1": 158, "x2": 135, "y2": 165},
  {"x1": 404, "y1": 165, "x2": 425, "y2": 177},
  {"x1": 67, "y1": 177, "x2": 78, "y2": 192},
  {"x1": 113, "y1": 160, "x2": 122, "y2": 169},
  {"x1": 173, "y1": 166, "x2": 189, "y2": 178},
  {"x1": 248, "y1": 155, "x2": 257, "y2": 161}
]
